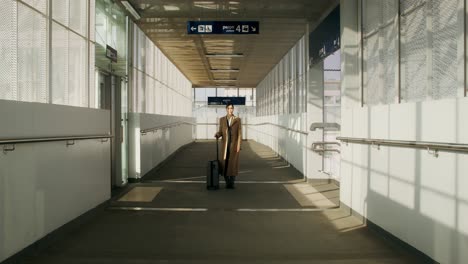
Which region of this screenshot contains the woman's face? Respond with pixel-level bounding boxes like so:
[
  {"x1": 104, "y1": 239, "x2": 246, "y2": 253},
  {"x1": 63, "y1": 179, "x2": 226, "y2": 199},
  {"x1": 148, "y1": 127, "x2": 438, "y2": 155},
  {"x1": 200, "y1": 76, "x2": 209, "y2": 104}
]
[{"x1": 226, "y1": 105, "x2": 234, "y2": 116}]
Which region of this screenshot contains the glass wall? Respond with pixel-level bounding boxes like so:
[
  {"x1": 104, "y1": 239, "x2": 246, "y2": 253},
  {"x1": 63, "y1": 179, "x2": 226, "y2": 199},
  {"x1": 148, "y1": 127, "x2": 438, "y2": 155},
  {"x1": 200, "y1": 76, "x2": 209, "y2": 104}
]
[
  {"x1": 0, "y1": 0, "x2": 95, "y2": 108},
  {"x1": 256, "y1": 35, "x2": 307, "y2": 116},
  {"x1": 95, "y1": 0, "x2": 127, "y2": 77}
]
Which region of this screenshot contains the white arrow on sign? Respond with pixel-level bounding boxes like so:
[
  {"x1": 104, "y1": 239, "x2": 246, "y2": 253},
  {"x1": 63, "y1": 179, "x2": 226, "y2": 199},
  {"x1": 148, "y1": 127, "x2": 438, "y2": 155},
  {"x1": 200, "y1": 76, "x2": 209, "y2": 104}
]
[
  {"x1": 251, "y1": 26, "x2": 256, "y2": 32},
  {"x1": 191, "y1": 26, "x2": 196, "y2": 31}
]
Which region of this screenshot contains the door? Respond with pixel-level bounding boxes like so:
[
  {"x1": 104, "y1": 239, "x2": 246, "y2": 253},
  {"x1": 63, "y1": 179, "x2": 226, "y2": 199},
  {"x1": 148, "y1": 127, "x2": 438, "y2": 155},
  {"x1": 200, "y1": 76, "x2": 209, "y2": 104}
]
[{"x1": 97, "y1": 72, "x2": 127, "y2": 188}]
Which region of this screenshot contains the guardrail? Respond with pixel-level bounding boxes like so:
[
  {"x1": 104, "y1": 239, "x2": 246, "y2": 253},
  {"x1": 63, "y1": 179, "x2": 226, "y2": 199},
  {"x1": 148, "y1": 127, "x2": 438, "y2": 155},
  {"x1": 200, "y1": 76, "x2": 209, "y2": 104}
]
[
  {"x1": 140, "y1": 121, "x2": 198, "y2": 134},
  {"x1": 337, "y1": 137, "x2": 468, "y2": 157},
  {"x1": 311, "y1": 141, "x2": 341, "y2": 154},
  {"x1": 246, "y1": 123, "x2": 308, "y2": 135},
  {"x1": 0, "y1": 134, "x2": 113, "y2": 153}
]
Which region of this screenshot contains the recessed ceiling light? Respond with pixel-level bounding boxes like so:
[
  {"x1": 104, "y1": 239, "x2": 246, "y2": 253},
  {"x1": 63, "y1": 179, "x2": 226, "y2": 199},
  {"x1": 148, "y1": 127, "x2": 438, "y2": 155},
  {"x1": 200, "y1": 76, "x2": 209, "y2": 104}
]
[
  {"x1": 163, "y1": 5, "x2": 180, "y2": 11},
  {"x1": 210, "y1": 68, "x2": 240, "y2": 72},
  {"x1": 206, "y1": 53, "x2": 244, "y2": 58},
  {"x1": 214, "y1": 79, "x2": 237, "y2": 82}
]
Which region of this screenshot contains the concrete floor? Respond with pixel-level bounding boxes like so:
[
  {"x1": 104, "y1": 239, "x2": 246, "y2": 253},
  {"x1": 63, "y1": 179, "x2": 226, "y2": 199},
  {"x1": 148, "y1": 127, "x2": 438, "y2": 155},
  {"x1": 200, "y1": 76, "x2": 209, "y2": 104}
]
[{"x1": 18, "y1": 140, "x2": 429, "y2": 264}]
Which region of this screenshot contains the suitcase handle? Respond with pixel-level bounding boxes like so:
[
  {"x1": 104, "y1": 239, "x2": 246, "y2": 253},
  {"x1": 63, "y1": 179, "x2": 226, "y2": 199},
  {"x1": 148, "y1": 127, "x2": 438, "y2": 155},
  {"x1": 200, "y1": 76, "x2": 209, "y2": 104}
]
[{"x1": 216, "y1": 138, "x2": 219, "y2": 161}]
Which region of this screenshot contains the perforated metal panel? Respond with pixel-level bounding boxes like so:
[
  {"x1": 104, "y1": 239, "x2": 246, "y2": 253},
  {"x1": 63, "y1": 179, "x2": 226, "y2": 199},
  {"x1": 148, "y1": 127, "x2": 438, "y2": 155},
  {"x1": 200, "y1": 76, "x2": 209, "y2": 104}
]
[
  {"x1": 363, "y1": 0, "x2": 381, "y2": 33},
  {"x1": 381, "y1": 1, "x2": 397, "y2": 104},
  {"x1": 52, "y1": 22, "x2": 69, "y2": 105},
  {"x1": 17, "y1": 3, "x2": 47, "y2": 103},
  {"x1": 431, "y1": 0, "x2": 458, "y2": 100},
  {"x1": 52, "y1": 0, "x2": 69, "y2": 27},
  {"x1": 70, "y1": 0, "x2": 87, "y2": 37},
  {"x1": 363, "y1": 0, "x2": 398, "y2": 105},
  {"x1": 137, "y1": 70, "x2": 145, "y2": 113},
  {"x1": 145, "y1": 75, "x2": 153, "y2": 114},
  {"x1": 363, "y1": 34, "x2": 380, "y2": 105},
  {"x1": 0, "y1": 0, "x2": 17, "y2": 101},
  {"x1": 146, "y1": 39, "x2": 154, "y2": 76},
  {"x1": 68, "y1": 31, "x2": 87, "y2": 107},
  {"x1": 89, "y1": 43, "x2": 96, "y2": 108},
  {"x1": 89, "y1": 0, "x2": 95, "y2": 42},
  {"x1": 400, "y1": 1, "x2": 427, "y2": 102},
  {"x1": 22, "y1": 0, "x2": 47, "y2": 14}
]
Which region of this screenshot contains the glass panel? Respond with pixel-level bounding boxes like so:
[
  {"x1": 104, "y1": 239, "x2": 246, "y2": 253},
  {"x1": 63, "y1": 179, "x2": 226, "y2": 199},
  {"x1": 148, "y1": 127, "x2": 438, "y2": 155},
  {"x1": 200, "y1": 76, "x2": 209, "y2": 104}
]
[
  {"x1": 95, "y1": 3, "x2": 106, "y2": 46},
  {"x1": 121, "y1": 78, "x2": 128, "y2": 184},
  {"x1": 17, "y1": 3, "x2": 47, "y2": 103}
]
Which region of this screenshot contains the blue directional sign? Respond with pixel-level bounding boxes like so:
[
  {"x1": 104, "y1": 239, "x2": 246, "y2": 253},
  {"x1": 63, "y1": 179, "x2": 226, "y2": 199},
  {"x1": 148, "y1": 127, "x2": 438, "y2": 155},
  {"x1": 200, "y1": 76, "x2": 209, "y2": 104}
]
[{"x1": 187, "y1": 21, "x2": 259, "y2": 35}]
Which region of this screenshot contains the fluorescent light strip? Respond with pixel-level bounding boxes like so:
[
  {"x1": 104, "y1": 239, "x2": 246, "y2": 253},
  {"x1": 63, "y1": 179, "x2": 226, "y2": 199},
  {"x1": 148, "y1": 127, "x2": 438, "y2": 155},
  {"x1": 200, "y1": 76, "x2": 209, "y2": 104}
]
[
  {"x1": 206, "y1": 53, "x2": 244, "y2": 58},
  {"x1": 121, "y1": 1, "x2": 141, "y2": 20},
  {"x1": 210, "y1": 69, "x2": 240, "y2": 72},
  {"x1": 214, "y1": 79, "x2": 237, "y2": 82}
]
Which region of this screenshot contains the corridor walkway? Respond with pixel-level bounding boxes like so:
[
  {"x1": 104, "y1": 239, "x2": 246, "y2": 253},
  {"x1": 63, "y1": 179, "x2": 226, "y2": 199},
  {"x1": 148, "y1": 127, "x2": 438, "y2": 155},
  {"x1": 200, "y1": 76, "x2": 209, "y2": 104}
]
[{"x1": 18, "y1": 141, "x2": 428, "y2": 264}]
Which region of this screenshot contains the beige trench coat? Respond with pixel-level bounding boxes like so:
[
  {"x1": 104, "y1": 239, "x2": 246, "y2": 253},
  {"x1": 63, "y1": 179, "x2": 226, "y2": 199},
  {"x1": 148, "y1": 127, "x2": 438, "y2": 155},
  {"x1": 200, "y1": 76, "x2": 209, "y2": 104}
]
[{"x1": 215, "y1": 115, "x2": 242, "y2": 177}]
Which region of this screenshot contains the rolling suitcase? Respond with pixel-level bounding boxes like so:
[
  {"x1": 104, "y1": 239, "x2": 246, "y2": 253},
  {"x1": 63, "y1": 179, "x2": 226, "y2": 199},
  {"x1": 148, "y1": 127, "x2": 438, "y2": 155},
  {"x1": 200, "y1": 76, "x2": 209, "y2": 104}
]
[{"x1": 206, "y1": 139, "x2": 220, "y2": 190}]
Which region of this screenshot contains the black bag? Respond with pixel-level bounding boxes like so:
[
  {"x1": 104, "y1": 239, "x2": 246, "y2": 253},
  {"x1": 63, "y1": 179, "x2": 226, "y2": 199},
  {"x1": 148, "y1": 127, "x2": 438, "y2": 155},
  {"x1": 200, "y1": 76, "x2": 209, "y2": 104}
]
[{"x1": 206, "y1": 139, "x2": 220, "y2": 190}]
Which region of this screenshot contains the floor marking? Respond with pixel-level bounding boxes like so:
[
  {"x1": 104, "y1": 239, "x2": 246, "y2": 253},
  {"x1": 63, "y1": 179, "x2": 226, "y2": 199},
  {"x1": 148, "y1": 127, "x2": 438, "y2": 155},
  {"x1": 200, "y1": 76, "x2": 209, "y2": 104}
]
[
  {"x1": 108, "y1": 206, "x2": 339, "y2": 212},
  {"x1": 144, "y1": 179, "x2": 306, "y2": 184},
  {"x1": 109, "y1": 207, "x2": 208, "y2": 212}
]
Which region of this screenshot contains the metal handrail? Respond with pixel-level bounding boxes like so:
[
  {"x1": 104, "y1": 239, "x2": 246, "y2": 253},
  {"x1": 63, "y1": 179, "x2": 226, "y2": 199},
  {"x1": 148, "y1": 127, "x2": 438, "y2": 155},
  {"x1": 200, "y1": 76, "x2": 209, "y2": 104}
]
[
  {"x1": 310, "y1": 122, "x2": 340, "y2": 131},
  {"x1": 141, "y1": 121, "x2": 310, "y2": 135},
  {"x1": 311, "y1": 141, "x2": 341, "y2": 154},
  {"x1": 312, "y1": 141, "x2": 341, "y2": 146},
  {"x1": 141, "y1": 121, "x2": 197, "y2": 134},
  {"x1": 0, "y1": 134, "x2": 112, "y2": 145},
  {"x1": 246, "y1": 123, "x2": 308, "y2": 135},
  {"x1": 337, "y1": 137, "x2": 468, "y2": 155},
  {"x1": 313, "y1": 149, "x2": 341, "y2": 154}
]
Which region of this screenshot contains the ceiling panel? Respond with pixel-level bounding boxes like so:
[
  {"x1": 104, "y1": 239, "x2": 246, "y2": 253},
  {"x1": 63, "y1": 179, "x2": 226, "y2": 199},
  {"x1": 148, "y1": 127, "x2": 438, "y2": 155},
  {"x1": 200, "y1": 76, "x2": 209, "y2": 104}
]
[{"x1": 119, "y1": 0, "x2": 338, "y2": 87}]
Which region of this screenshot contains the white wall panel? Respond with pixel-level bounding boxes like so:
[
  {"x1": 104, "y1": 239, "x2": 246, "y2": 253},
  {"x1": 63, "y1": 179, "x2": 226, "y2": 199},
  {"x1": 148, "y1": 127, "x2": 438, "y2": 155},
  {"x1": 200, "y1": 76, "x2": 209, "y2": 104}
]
[
  {"x1": 0, "y1": 101, "x2": 110, "y2": 262},
  {"x1": 341, "y1": 2, "x2": 468, "y2": 262},
  {"x1": 128, "y1": 113, "x2": 195, "y2": 179}
]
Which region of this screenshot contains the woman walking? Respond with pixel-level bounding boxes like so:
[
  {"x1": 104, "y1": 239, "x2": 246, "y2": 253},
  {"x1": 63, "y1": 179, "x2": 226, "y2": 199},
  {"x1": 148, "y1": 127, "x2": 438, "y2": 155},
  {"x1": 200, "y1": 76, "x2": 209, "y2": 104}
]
[{"x1": 214, "y1": 103, "x2": 242, "y2": 189}]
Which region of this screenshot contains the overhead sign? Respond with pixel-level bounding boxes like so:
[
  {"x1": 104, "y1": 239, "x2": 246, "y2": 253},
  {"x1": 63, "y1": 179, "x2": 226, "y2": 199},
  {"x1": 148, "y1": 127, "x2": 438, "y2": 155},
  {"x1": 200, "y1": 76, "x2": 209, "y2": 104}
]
[
  {"x1": 106, "y1": 45, "x2": 118, "y2": 63},
  {"x1": 187, "y1": 21, "x2": 259, "y2": 35},
  {"x1": 208, "y1": 97, "x2": 246, "y2": 106},
  {"x1": 309, "y1": 7, "x2": 340, "y2": 65}
]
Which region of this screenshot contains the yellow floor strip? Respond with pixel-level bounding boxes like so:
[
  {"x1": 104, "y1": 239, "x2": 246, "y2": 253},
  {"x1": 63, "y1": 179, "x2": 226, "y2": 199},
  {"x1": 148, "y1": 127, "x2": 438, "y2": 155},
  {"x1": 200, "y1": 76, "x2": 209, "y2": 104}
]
[{"x1": 118, "y1": 187, "x2": 162, "y2": 202}]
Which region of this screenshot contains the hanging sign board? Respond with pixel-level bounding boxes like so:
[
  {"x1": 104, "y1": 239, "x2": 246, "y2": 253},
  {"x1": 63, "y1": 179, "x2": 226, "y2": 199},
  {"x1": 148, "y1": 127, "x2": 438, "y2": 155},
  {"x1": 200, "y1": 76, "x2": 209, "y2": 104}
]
[
  {"x1": 187, "y1": 21, "x2": 259, "y2": 34},
  {"x1": 106, "y1": 45, "x2": 118, "y2": 63},
  {"x1": 208, "y1": 97, "x2": 246, "y2": 105}
]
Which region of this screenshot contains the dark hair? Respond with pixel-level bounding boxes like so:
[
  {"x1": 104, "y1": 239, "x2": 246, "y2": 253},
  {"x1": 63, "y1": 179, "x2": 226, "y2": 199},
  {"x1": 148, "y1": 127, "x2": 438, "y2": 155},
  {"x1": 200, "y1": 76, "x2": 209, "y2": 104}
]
[{"x1": 225, "y1": 103, "x2": 234, "y2": 108}]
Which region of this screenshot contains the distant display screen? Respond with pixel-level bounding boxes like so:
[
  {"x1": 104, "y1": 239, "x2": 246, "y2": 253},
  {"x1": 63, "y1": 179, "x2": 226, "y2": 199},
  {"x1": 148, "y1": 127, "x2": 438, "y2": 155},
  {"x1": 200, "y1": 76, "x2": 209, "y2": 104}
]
[{"x1": 208, "y1": 97, "x2": 246, "y2": 105}]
